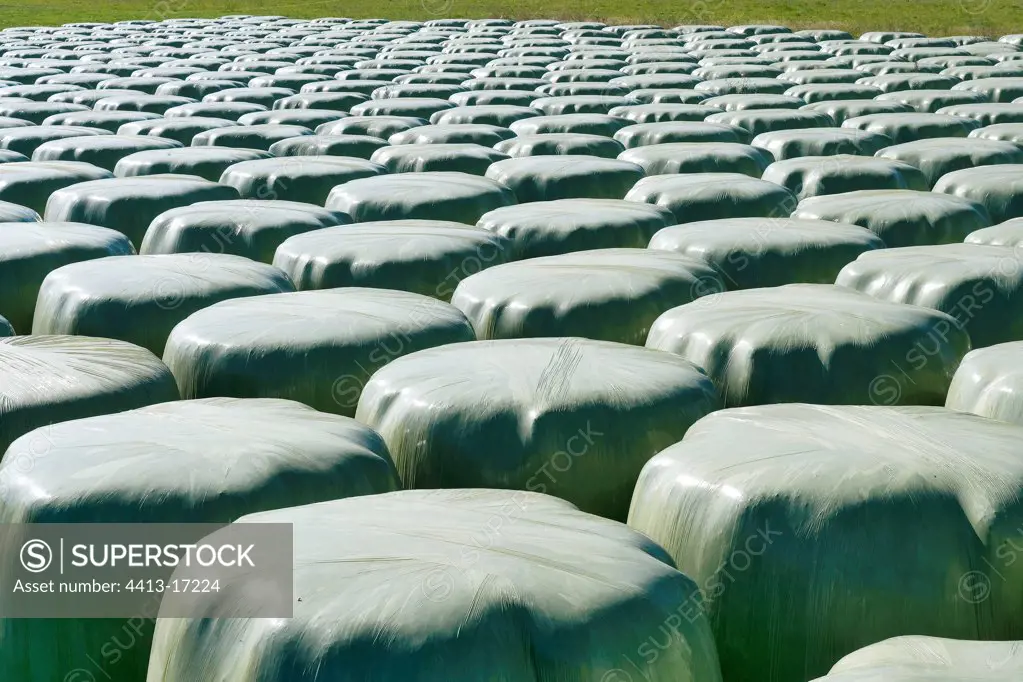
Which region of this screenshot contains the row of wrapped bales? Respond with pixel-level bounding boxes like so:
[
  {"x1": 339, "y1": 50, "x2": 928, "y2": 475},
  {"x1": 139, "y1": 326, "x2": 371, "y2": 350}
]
[{"x1": 2, "y1": 14, "x2": 1023, "y2": 682}]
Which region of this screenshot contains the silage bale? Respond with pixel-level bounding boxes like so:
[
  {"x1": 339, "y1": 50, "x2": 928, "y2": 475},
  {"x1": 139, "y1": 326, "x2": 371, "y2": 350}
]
[
  {"x1": 0, "y1": 125, "x2": 111, "y2": 156},
  {"x1": 751, "y1": 127, "x2": 891, "y2": 159},
  {"x1": 370, "y1": 143, "x2": 509, "y2": 174},
  {"x1": 164, "y1": 100, "x2": 268, "y2": 120},
  {"x1": 936, "y1": 102, "x2": 1023, "y2": 125},
  {"x1": 701, "y1": 94, "x2": 805, "y2": 111},
  {"x1": 234, "y1": 108, "x2": 348, "y2": 128},
  {"x1": 529, "y1": 94, "x2": 631, "y2": 114},
  {"x1": 946, "y1": 341, "x2": 1023, "y2": 424},
  {"x1": 0, "y1": 100, "x2": 88, "y2": 124},
  {"x1": 933, "y1": 165, "x2": 1023, "y2": 223},
  {"x1": 705, "y1": 108, "x2": 835, "y2": 135},
  {"x1": 970, "y1": 121, "x2": 1023, "y2": 144},
  {"x1": 114, "y1": 146, "x2": 272, "y2": 181},
  {"x1": 494, "y1": 133, "x2": 625, "y2": 158},
  {"x1": 325, "y1": 171, "x2": 515, "y2": 223},
  {"x1": 0, "y1": 335, "x2": 179, "y2": 455},
  {"x1": 810, "y1": 636, "x2": 1023, "y2": 682},
  {"x1": 31, "y1": 133, "x2": 183, "y2": 171},
  {"x1": 316, "y1": 114, "x2": 428, "y2": 138},
  {"x1": 41, "y1": 109, "x2": 162, "y2": 132},
  {"x1": 607, "y1": 103, "x2": 723, "y2": 123},
  {"x1": 631, "y1": 403, "x2": 1023, "y2": 682},
  {"x1": 388, "y1": 123, "x2": 514, "y2": 145},
  {"x1": 33, "y1": 253, "x2": 293, "y2": 355},
  {"x1": 147, "y1": 489, "x2": 722, "y2": 682},
  {"x1": 874, "y1": 88, "x2": 989, "y2": 113},
  {"x1": 0, "y1": 221, "x2": 133, "y2": 332},
  {"x1": 626, "y1": 173, "x2": 797, "y2": 223},
  {"x1": 356, "y1": 339, "x2": 718, "y2": 519},
  {"x1": 273, "y1": 220, "x2": 510, "y2": 298},
  {"x1": 763, "y1": 154, "x2": 929, "y2": 199},
  {"x1": 220, "y1": 156, "x2": 386, "y2": 204},
  {"x1": 191, "y1": 123, "x2": 314, "y2": 150},
  {"x1": 451, "y1": 248, "x2": 725, "y2": 344},
  {"x1": 163, "y1": 288, "x2": 475, "y2": 417},
  {"x1": 966, "y1": 217, "x2": 1023, "y2": 246},
  {"x1": 44, "y1": 174, "x2": 240, "y2": 247},
  {"x1": 94, "y1": 94, "x2": 196, "y2": 114},
  {"x1": 429, "y1": 104, "x2": 541, "y2": 126},
  {"x1": 203, "y1": 86, "x2": 295, "y2": 108},
  {"x1": 875, "y1": 138, "x2": 1023, "y2": 187},
  {"x1": 952, "y1": 76, "x2": 1023, "y2": 101},
  {"x1": 613, "y1": 121, "x2": 749, "y2": 147},
  {"x1": 508, "y1": 112, "x2": 627, "y2": 136},
  {"x1": 801, "y1": 98, "x2": 913, "y2": 124},
  {"x1": 836, "y1": 243, "x2": 1023, "y2": 347},
  {"x1": 0, "y1": 160, "x2": 112, "y2": 213},
  {"x1": 143, "y1": 199, "x2": 349, "y2": 262},
  {"x1": 349, "y1": 96, "x2": 455, "y2": 119},
  {"x1": 793, "y1": 189, "x2": 991, "y2": 246},
  {"x1": 646, "y1": 283, "x2": 968, "y2": 405},
  {"x1": 485, "y1": 155, "x2": 644, "y2": 202},
  {"x1": 842, "y1": 112, "x2": 981, "y2": 143},
  {"x1": 649, "y1": 217, "x2": 884, "y2": 289},
  {"x1": 618, "y1": 142, "x2": 772, "y2": 176},
  {"x1": 268, "y1": 133, "x2": 388, "y2": 158},
  {"x1": 0, "y1": 397, "x2": 399, "y2": 682}
]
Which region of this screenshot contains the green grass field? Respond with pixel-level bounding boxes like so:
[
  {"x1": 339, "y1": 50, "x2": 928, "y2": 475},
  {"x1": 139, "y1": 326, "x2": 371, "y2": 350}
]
[{"x1": 0, "y1": 0, "x2": 1021, "y2": 36}]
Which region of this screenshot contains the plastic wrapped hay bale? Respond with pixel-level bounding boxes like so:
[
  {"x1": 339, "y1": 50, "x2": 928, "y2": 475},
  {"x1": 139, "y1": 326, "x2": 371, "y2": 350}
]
[
  {"x1": 29, "y1": 134, "x2": 184, "y2": 171},
  {"x1": 43, "y1": 174, "x2": 241, "y2": 247},
  {"x1": 113, "y1": 147, "x2": 272, "y2": 182},
  {"x1": 0, "y1": 161, "x2": 112, "y2": 214},
  {"x1": 495, "y1": 133, "x2": 625, "y2": 158},
  {"x1": 801, "y1": 99, "x2": 913, "y2": 125},
  {"x1": 876, "y1": 138, "x2": 1023, "y2": 187},
  {"x1": 705, "y1": 108, "x2": 834, "y2": 135},
  {"x1": 273, "y1": 220, "x2": 510, "y2": 299},
  {"x1": 356, "y1": 339, "x2": 719, "y2": 519},
  {"x1": 0, "y1": 221, "x2": 134, "y2": 333},
  {"x1": 933, "y1": 165, "x2": 1023, "y2": 224},
  {"x1": 810, "y1": 636, "x2": 1023, "y2": 682},
  {"x1": 946, "y1": 341, "x2": 1023, "y2": 424},
  {"x1": 842, "y1": 112, "x2": 980, "y2": 143},
  {"x1": 0, "y1": 397, "x2": 399, "y2": 682},
  {"x1": 370, "y1": 143, "x2": 508, "y2": 174},
  {"x1": 388, "y1": 123, "x2": 514, "y2": 146},
  {"x1": 836, "y1": 243, "x2": 1023, "y2": 347},
  {"x1": 618, "y1": 142, "x2": 772, "y2": 176},
  {"x1": 142, "y1": 199, "x2": 350, "y2": 263},
  {"x1": 268, "y1": 134, "x2": 388, "y2": 159},
  {"x1": 33, "y1": 253, "x2": 294, "y2": 355},
  {"x1": 646, "y1": 284, "x2": 969, "y2": 406},
  {"x1": 163, "y1": 288, "x2": 476, "y2": 417},
  {"x1": 0, "y1": 335, "x2": 178, "y2": 455},
  {"x1": 629, "y1": 405, "x2": 1023, "y2": 682},
  {"x1": 451, "y1": 248, "x2": 725, "y2": 344},
  {"x1": 147, "y1": 489, "x2": 723, "y2": 682},
  {"x1": 0, "y1": 199, "x2": 40, "y2": 223},
  {"x1": 326, "y1": 171, "x2": 515, "y2": 223},
  {"x1": 219, "y1": 156, "x2": 387, "y2": 204},
  {"x1": 626, "y1": 173, "x2": 797, "y2": 223},
  {"x1": 0, "y1": 125, "x2": 111, "y2": 157},
  {"x1": 763, "y1": 155, "x2": 930, "y2": 200},
  {"x1": 649, "y1": 217, "x2": 884, "y2": 289},
  {"x1": 485, "y1": 156, "x2": 644, "y2": 202},
  {"x1": 477, "y1": 198, "x2": 675, "y2": 259},
  {"x1": 41, "y1": 110, "x2": 162, "y2": 133},
  {"x1": 793, "y1": 189, "x2": 991, "y2": 246},
  {"x1": 613, "y1": 121, "x2": 749, "y2": 147},
  {"x1": 751, "y1": 127, "x2": 891, "y2": 159},
  {"x1": 116, "y1": 116, "x2": 239, "y2": 145},
  {"x1": 191, "y1": 123, "x2": 314, "y2": 150},
  {"x1": 966, "y1": 217, "x2": 1023, "y2": 246}
]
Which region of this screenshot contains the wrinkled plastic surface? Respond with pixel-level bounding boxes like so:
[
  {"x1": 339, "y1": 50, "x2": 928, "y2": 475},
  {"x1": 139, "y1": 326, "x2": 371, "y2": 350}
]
[
  {"x1": 646, "y1": 283, "x2": 969, "y2": 406},
  {"x1": 142, "y1": 200, "x2": 350, "y2": 262},
  {"x1": 356, "y1": 338, "x2": 719, "y2": 519},
  {"x1": 163, "y1": 288, "x2": 476, "y2": 417},
  {"x1": 812, "y1": 636, "x2": 1023, "y2": 681},
  {"x1": 33, "y1": 253, "x2": 294, "y2": 355},
  {"x1": 148, "y1": 489, "x2": 723, "y2": 682},
  {"x1": 452, "y1": 248, "x2": 724, "y2": 344},
  {"x1": 0, "y1": 335, "x2": 178, "y2": 455},
  {"x1": 650, "y1": 217, "x2": 883, "y2": 289},
  {"x1": 273, "y1": 220, "x2": 510, "y2": 299},
  {"x1": 629, "y1": 404, "x2": 1023, "y2": 682}
]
